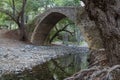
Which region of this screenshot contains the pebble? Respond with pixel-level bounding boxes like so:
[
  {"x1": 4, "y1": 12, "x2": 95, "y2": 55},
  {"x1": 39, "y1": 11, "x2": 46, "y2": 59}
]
[{"x1": 0, "y1": 44, "x2": 89, "y2": 76}]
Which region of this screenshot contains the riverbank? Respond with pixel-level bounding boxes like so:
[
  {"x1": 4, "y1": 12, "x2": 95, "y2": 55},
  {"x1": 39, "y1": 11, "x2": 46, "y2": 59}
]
[{"x1": 0, "y1": 29, "x2": 88, "y2": 79}]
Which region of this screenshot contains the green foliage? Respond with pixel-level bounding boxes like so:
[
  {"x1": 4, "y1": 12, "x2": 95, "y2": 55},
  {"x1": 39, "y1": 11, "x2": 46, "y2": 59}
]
[
  {"x1": 26, "y1": 0, "x2": 40, "y2": 12},
  {"x1": 0, "y1": 0, "x2": 84, "y2": 44},
  {"x1": 54, "y1": 0, "x2": 81, "y2": 6},
  {"x1": 0, "y1": 0, "x2": 81, "y2": 29},
  {"x1": 49, "y1": 18, "x2": 84, "y2": 45}
]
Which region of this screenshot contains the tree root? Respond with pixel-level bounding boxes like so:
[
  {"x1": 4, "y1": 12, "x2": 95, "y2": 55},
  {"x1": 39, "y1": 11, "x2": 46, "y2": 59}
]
[{"x1": 64, "y1": 65, "x2": 120, "y2": 80}]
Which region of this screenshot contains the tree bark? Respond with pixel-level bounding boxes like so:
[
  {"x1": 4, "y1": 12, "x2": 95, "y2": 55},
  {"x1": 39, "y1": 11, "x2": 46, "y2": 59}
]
[
  {"x1": 18, "y1": 0, "x2": 28, "y2": 41},
  {"x1": 83, "y1": 0, "x2": 120, "y2": 66},
  {"x1": 83, "y1": 0, "x2": 120, "y2": 79},
  {"x1": 65, "y1": 0, "x2": 120, "y2": 79},
  {"x1": 12, "y1": 0, "x2": 15, "y2": 17}
]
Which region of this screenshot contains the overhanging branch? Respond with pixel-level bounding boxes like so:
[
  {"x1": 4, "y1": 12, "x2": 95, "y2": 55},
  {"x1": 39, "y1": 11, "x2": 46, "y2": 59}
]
[{"x1": 0, "y1": 8, "x2": 18, "y2": 24}]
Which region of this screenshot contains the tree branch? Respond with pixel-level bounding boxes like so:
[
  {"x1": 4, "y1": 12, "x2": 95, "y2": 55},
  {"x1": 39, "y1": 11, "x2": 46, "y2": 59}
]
[
  {"x1": 63, "y1": 30, "x2": 73, "y2": 36},
  {"x1": 49, "y1": 23, "x2": 74, "y2": 43},
  {"x1": 54, "y1": 26, "x2": 59, "y2": 31},
  {"x1": 0, "y1": 9, "x2": 17, "y2": 23},
  {"x1": 51, "y1": 59, "x2": 69, "y2": 75}
]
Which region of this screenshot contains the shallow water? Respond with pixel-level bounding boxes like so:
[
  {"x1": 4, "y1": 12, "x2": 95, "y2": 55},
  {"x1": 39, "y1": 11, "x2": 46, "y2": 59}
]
[{"x1": 0, "y1": 50, "x2": 88, "y2": 80}]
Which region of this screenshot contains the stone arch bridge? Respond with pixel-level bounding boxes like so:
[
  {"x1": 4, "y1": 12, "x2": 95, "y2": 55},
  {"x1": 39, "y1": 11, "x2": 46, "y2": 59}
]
[
  {"x1": 31, "y1": 7, "x2": 83, "y2": 45},
  {"x1": 30, "y1": 7, "x2": 102, "y2": 50}
]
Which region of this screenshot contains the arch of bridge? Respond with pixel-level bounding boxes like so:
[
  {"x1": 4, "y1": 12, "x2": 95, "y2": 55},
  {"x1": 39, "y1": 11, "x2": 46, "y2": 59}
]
[{"x1": 31, "y1": 7, "x2": 82, "y2": 45}]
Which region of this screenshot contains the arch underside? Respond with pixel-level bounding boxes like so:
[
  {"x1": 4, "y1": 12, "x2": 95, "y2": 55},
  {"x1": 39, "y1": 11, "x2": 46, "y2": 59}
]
[{"x1": 31, "y1": 12, "x2": 69, "y2": 45}]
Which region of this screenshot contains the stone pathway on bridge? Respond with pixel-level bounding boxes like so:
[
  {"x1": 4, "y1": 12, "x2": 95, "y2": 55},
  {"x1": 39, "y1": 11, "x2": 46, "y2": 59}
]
[{"x1": 0, "y1": 44, "x2": 88, "y2": 76}]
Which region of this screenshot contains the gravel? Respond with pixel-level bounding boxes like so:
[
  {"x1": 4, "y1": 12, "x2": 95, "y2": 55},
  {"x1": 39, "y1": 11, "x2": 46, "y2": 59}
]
[{"x1": 0, "y1": 44, "x2": 88, "y2": 75}]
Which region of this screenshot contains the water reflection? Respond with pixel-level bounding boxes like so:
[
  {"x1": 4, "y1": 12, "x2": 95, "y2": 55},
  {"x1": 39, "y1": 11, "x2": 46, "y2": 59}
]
[
  {"x1": 0, "y1": 52, "x2": 88, "y2": 80},
  {"x1": 49, "y1": 52, "x2": 88, "y2": 80}
]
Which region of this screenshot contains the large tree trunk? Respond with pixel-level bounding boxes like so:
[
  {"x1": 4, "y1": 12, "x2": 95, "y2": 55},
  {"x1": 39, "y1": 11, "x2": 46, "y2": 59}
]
[
  {"x1": 65, "y1": 0, "x2": 120, "y2": 80},
  {"x1": 83, "y1": 0, "x2": 120, "y2": 66},
  {"x1": 19, "y1": 0, "x2": 28, "y2": 41},
  {"x1": 18, "y1": 24, "x2": 28, "y2": 41}
]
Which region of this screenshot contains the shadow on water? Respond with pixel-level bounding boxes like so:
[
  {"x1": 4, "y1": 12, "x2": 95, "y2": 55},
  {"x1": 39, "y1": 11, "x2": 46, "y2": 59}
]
[{"x1": 0, "y1": 51, "x2": 88, "y2": 80}]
